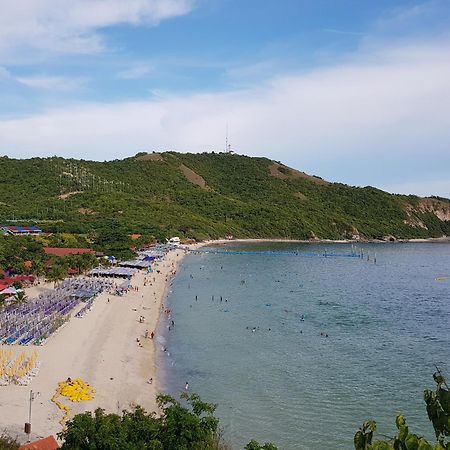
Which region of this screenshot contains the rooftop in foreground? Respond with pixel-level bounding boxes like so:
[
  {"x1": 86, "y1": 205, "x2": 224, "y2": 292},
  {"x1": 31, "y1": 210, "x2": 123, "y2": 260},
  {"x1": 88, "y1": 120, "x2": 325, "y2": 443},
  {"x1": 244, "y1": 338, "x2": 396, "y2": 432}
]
[{"x1": 18, "y1": 435, "x2": 59, "y2": 450}]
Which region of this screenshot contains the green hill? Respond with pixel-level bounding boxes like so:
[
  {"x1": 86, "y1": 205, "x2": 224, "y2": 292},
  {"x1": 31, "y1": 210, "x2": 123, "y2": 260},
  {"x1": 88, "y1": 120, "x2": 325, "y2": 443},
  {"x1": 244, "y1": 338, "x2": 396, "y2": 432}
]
[{"x1": 0, "y1": 152, "x2": 449, "y2": 241}]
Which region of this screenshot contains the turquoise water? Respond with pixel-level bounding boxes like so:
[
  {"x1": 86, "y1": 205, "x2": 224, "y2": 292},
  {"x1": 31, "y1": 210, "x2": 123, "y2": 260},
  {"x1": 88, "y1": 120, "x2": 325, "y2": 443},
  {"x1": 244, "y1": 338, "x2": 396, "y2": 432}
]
[{"x1": 157, "y1": 243, "x2": 450, "y2": 449}]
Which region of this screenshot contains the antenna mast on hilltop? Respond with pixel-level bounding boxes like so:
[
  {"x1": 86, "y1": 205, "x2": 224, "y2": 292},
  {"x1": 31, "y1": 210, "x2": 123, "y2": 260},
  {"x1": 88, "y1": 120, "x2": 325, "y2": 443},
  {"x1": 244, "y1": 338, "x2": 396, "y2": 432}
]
[{"x1": 225, "y1": 123, "x2": 232, "y2": 153}]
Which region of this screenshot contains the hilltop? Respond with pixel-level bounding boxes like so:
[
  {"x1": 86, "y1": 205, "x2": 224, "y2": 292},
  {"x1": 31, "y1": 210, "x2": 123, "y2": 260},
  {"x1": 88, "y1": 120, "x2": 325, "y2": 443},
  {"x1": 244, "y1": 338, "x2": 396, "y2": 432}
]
[{"x1": 0, "y1": 152, "x2": 449, "y2": 241}]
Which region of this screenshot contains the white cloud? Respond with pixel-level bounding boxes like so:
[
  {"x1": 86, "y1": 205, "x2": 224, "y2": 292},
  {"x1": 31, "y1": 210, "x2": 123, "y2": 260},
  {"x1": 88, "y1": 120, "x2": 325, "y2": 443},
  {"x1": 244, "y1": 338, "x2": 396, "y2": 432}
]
[
  {"x1": 0, "y1": 0, "x2": 194, "y2": 59},
  {"x1": 17, "y1": 75, "x2": 86, "y2": 91},
  {"x1": 321, "y1": 28, "x2": 365, "y2": 36},
  {"x1": 0, "y1": 39, "x2": 450, "y2": 197},
  {"x1": 361, "y1": 0, "x2": 450, "y2": 50},
  {"x1": 117, "y1": 64, "x2": 154, "y2": 79}
]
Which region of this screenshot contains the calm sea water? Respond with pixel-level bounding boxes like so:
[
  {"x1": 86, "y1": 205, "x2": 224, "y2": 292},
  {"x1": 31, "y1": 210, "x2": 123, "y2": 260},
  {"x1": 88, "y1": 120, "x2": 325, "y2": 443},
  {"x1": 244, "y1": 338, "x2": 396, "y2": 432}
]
[{"x1": 157, "y1": 242, "x2": 450, "y2": 449}]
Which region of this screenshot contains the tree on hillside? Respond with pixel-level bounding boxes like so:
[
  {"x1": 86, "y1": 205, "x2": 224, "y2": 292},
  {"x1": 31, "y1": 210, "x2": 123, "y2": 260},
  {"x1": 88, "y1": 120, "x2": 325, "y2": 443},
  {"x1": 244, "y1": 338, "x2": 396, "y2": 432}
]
[
  {"x1": 94, "y1": 219, "x2": 133, "y2": 259},
  {"x1": 354, "y1": 370, "x2": 450, "y2": 450},
  {"x1": 0, "y1": 236, "x2": 46, "y2": 275},
  {"x1": 48, "y1": 233, "x2": 88, "y2": 248}
]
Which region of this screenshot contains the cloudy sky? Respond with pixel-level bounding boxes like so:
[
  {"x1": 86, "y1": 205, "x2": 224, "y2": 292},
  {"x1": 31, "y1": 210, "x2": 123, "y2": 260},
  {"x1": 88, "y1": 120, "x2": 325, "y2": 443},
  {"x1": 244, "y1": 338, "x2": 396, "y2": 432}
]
[{"x1": 0, "y1": 0, "x2": 449, "y2": 198}]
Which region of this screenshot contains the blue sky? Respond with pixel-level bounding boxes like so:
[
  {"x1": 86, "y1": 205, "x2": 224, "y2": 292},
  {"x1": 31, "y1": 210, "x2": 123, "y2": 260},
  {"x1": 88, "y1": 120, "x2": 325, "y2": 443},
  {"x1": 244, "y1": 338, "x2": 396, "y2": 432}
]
[{"x1": 0, "y1": 0, "x2": 450, "y2": 198}]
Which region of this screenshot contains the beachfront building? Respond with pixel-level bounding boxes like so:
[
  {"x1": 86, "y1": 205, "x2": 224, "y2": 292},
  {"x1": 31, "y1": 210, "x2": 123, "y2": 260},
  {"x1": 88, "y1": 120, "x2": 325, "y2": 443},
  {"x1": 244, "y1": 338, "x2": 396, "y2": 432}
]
[
  {"x1": 118, "y1": 259, "x2": 152, "y2": 269},
  {"x1": 168, "y1": 236, "x2": 181, "y2": 246},
  {"x1": 43, "y1": 247, "x2": 95, "y2": 257},
  {"x1": 43, "y1": 247, "x2": 98, "y2": 275},
  {"x1": 138, "y1": 249, "x2": 166, "y2": 260},
  {"x1": 88, "y1": 267, "x2": 138, "y2": 278},
  {"x1": 0, "y1": 275, "x2": 34, "y2": 293},
  {"x1": 1, "y1": 226, "x2": 43, "y2": 236}
]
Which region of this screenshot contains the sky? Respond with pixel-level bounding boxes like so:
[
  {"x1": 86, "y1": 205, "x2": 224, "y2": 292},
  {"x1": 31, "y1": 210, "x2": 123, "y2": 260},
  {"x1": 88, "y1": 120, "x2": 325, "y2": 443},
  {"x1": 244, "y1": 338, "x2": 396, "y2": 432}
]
[{"x1": 0, "y1": 0, "x2": 449, "y2": 198}]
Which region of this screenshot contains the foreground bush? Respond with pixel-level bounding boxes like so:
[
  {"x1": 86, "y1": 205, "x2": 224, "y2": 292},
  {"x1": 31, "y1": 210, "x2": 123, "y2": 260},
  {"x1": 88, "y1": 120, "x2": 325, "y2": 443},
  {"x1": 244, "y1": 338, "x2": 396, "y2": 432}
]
[
  {"x1": 355, "y1": 371, "x2": 450, "y2": 449},
  {"x1": 0, "y1": 432, "x2": 19, "y2": 450},
  {"x1": 58, "y1": 392, "x2": 277, "y2": 450}
]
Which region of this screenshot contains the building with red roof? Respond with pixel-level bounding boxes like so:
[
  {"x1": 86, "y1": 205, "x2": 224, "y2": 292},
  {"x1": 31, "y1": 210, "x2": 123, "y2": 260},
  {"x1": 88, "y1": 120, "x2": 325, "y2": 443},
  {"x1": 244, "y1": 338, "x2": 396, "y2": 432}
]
[
  {"x1": 18, "y1": 435, "x2": 59, "y2": 450},
  {"x1": 43, "y1": 247, "x2": 95, "y2": 257},
  {"x1": 0, "y1": 275, "x2": 34, "y2": 292}
]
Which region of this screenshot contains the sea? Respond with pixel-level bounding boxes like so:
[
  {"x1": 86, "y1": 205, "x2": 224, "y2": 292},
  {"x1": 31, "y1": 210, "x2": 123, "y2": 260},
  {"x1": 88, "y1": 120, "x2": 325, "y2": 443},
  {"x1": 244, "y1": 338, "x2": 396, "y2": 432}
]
[{"x1": 156, "y1": 242, "x2": 450, "y2": 449}]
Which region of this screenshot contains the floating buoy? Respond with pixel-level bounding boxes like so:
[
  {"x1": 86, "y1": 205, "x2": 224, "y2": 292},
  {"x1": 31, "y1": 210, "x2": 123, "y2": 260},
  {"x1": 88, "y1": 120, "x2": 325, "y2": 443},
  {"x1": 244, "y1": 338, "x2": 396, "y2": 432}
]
[{"x1": 435, "y1": 277, "x2": 450, "y2": 282}]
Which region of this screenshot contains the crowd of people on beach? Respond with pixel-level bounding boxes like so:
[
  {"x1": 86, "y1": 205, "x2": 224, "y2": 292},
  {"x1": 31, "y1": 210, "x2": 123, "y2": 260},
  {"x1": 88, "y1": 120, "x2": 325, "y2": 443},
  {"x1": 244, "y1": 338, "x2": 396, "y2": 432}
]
[{"x1": 136, "y1": 257, "x2": 184, "y2": 387}]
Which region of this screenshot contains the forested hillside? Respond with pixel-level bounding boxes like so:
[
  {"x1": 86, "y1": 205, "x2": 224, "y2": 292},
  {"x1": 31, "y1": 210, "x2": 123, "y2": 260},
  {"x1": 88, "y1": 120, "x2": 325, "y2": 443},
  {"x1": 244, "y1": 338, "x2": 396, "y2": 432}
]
[{"x1": 0, "y1": 152, "x2": 449, "y2": 241}]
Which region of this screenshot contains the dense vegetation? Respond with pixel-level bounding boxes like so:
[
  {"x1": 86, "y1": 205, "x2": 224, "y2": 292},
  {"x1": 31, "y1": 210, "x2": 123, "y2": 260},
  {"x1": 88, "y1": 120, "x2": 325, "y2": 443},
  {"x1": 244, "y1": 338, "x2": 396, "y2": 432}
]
[
  {"x1": 0, "y1": 152, "x2": 449, "y2": 241},
  {"x1": 58, "y1": 393, "x2": 276, "y2": 450}
]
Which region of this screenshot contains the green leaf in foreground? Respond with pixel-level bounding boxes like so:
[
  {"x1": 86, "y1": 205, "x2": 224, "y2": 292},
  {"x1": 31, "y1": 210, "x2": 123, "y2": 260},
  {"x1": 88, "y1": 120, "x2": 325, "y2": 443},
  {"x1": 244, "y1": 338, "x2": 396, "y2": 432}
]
[{"x1": 355, "y1": 372, "x2": 450, "y2": 450}]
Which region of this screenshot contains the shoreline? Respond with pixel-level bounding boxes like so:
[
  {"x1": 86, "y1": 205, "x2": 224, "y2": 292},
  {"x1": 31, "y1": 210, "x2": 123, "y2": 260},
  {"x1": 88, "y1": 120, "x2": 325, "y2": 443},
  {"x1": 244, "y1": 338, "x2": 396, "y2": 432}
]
[
  {"x1": 1, "y1": 237, "x2": 448, "y2": 442},
  {"x1": 151, "y1": 239, "x2": 450, "y2": 450},
  {"x1": 200, "y1": 236, "x2": 450, "y2": 246},
  {"x1": 0, "y1": 247, "x2": 191, "y2": 443},
  {"x1": 151, "y1": 246, "x2": 192, "y2": 404}
]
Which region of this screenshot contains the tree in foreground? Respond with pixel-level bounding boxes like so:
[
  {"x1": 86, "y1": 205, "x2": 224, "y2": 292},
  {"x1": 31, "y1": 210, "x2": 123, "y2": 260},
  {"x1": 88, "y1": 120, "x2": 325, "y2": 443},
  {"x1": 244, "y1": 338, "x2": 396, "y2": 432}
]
[
  {"x1": 354, "y1": 370, "x2": 450, "y2": 450},
  {"x1": 58, "y1": 392, "x2": 277, "y2": 450},
  {"x1": 244, "y1": 440, "x2": 278, "y2": 450}
]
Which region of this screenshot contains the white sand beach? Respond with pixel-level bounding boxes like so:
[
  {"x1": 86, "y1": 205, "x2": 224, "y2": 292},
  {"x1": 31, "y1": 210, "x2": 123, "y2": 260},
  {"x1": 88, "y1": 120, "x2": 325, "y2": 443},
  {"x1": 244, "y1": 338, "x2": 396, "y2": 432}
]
[{"x1": 0, "y1": 248, "x2": 188, "y2": 443}]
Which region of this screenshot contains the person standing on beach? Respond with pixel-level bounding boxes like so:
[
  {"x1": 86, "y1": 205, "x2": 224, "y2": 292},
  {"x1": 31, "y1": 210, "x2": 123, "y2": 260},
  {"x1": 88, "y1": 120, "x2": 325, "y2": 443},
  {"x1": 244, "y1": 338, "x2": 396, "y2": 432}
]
[{"x1": 185, "y1": 381, "x2": 189, "y2": 390}]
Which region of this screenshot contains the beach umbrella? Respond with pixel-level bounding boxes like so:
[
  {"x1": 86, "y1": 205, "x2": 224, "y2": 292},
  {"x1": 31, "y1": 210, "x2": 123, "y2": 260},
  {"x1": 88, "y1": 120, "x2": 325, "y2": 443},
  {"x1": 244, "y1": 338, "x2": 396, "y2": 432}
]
[{"x1": 0, "y1": 287, "x2": 17, "y2": 295}]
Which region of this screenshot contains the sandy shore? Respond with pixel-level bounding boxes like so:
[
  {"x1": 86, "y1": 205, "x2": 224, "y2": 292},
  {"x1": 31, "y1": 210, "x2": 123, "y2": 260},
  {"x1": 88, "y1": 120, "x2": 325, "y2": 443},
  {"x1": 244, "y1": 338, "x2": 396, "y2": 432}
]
[
  {"x1": 0, "y1": 248, "x2": 188, "y2": 443},
  {"x1": 203, "y1": 236, "x2": 450, "y2": 246}
]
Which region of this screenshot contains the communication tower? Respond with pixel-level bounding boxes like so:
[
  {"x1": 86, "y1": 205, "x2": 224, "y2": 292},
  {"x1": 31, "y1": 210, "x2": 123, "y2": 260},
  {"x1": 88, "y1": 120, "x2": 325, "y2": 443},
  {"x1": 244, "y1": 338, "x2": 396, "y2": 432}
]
[{"x1": 225, "y1": 124, "x2": 232, "y2": 153}]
